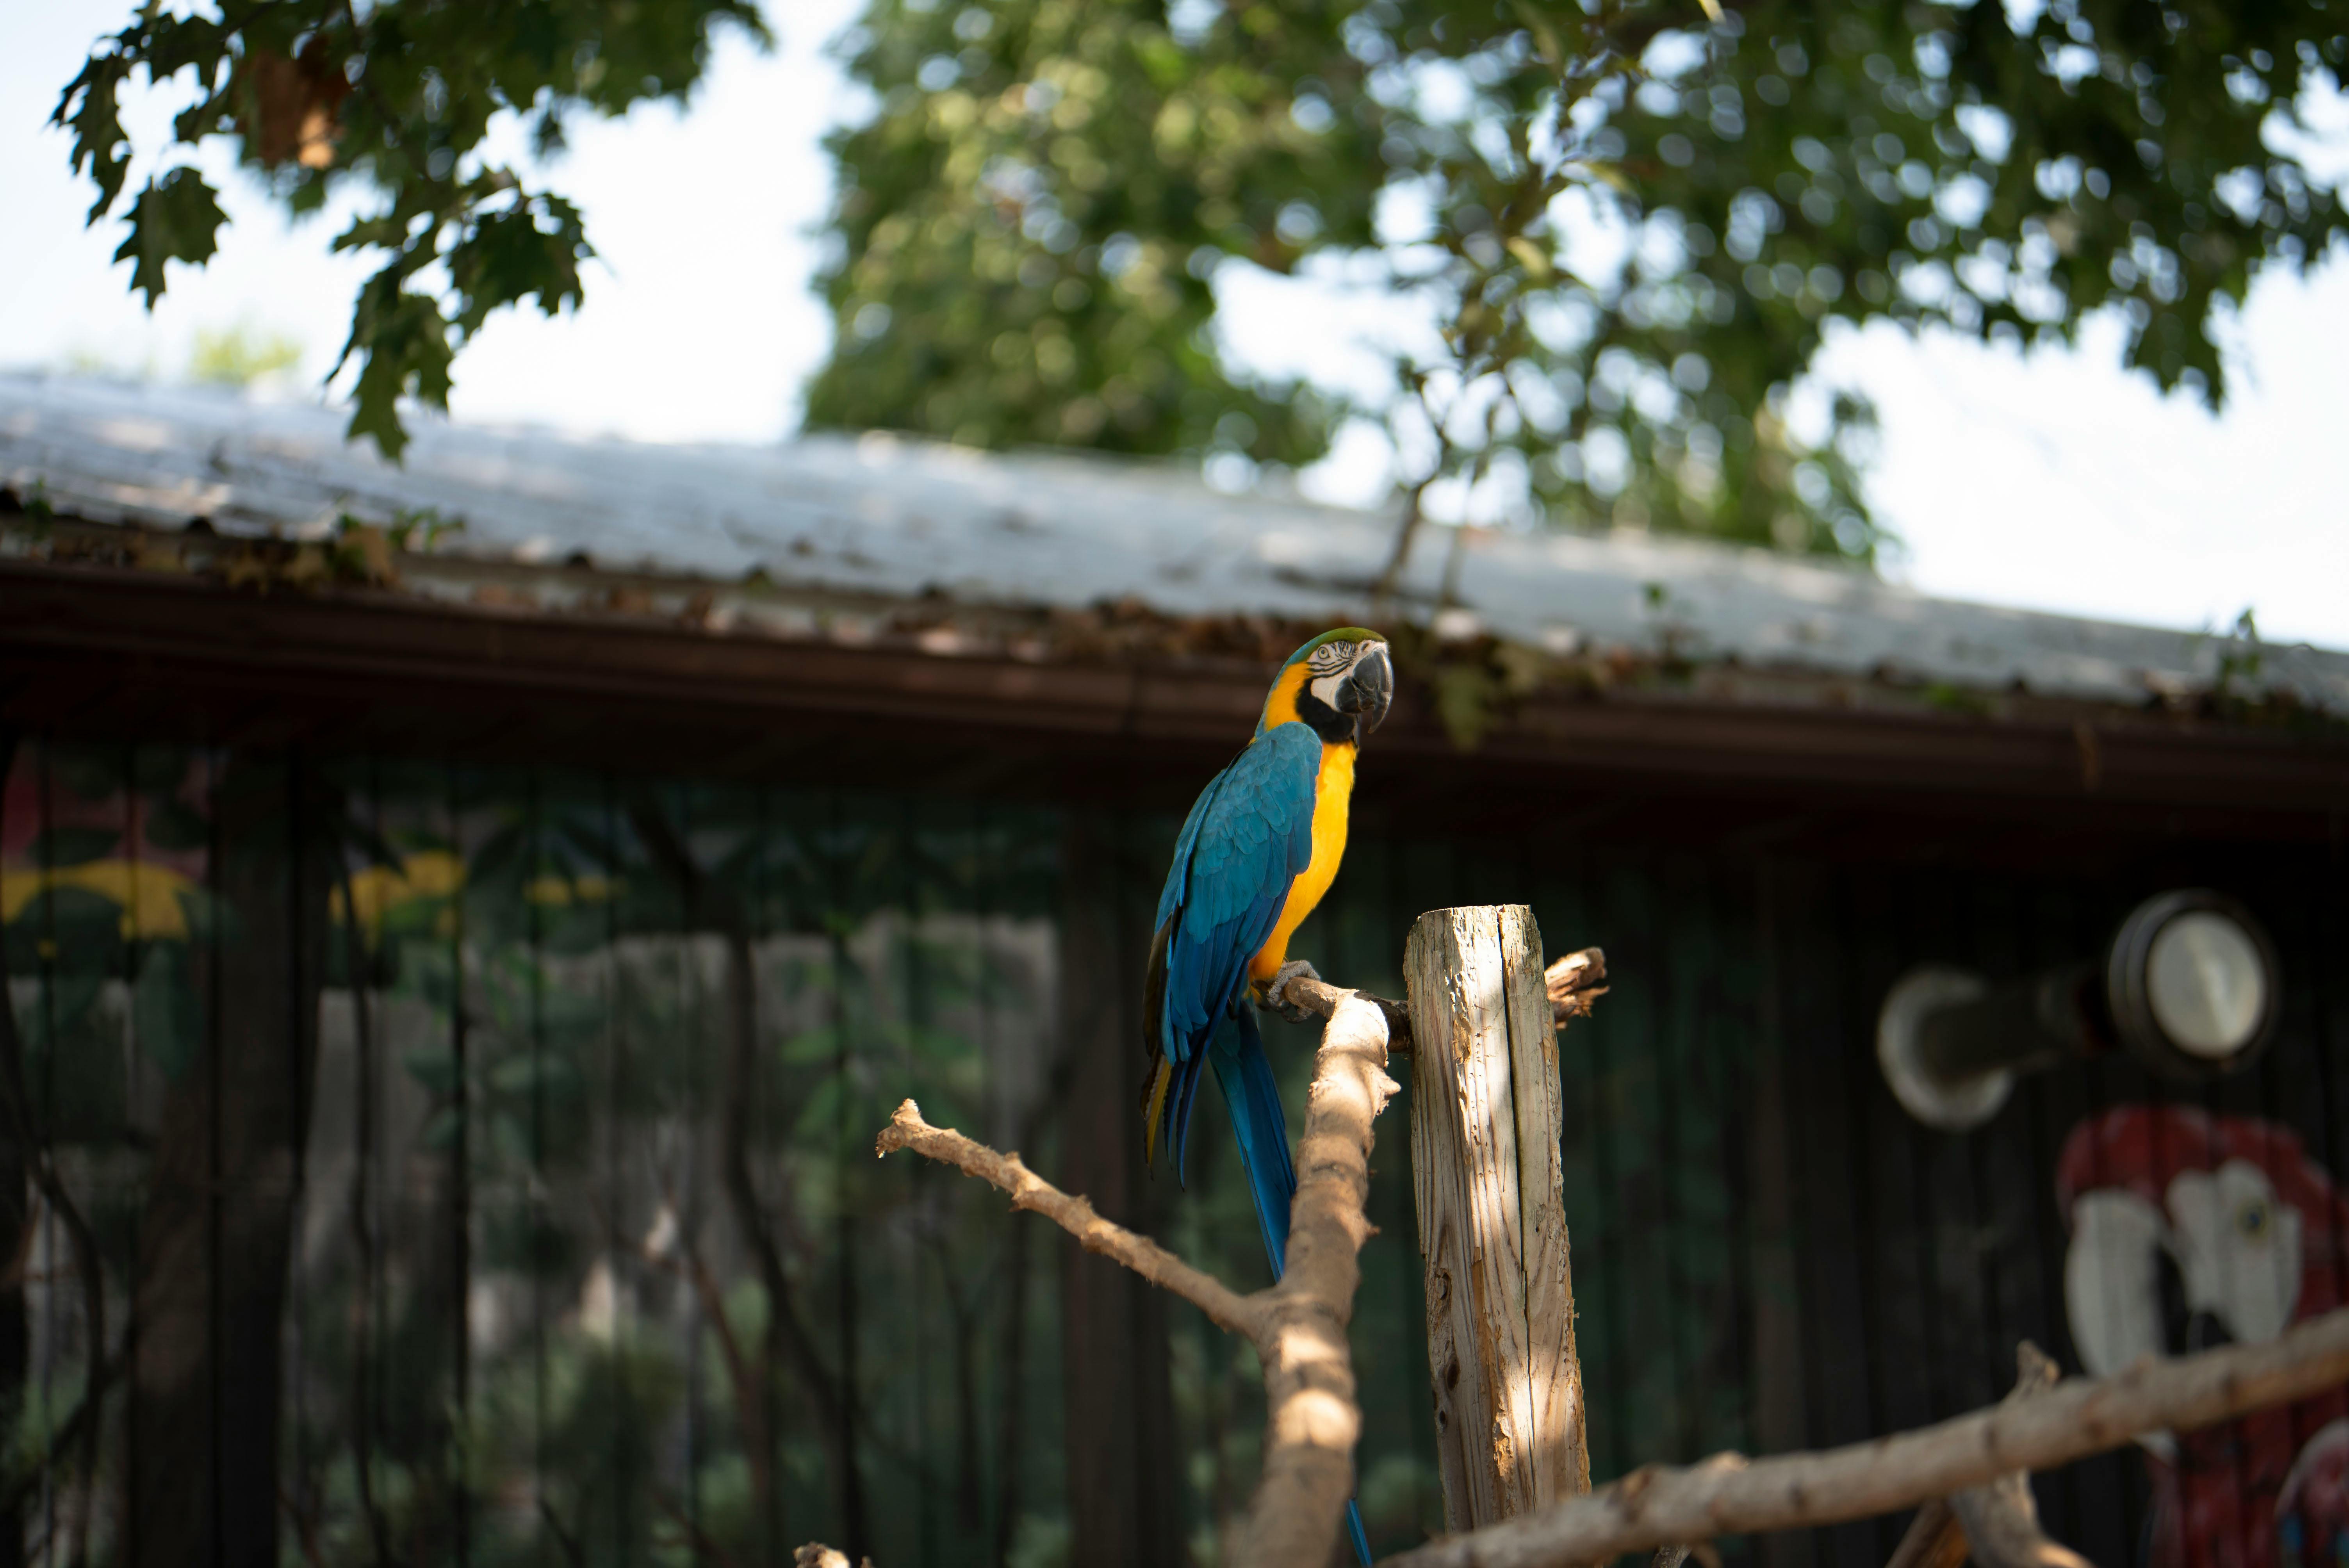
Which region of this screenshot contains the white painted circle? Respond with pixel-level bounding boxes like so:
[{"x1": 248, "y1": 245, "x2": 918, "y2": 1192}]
[
  {"x1": 1877, "y1": 966, "x2": 2008, "y2": 1129},
  {"x1": 2146, "y1": 912, "x2": 2267, "y2": 1059}
]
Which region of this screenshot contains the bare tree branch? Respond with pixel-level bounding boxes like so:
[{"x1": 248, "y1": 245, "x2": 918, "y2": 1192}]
[
  {"x1": 1948, "y1": 1344, "x2": 2093, "y2": 1568},
  {"x1": 845, "y1": 925, "x2": 2341, "y2": 1568},
  {"x1": 792, "y1": 1545, "x2": 873, "y2": 1568},
  {"x1": 1233, "y1": 991, "x2": 1399, "y2": 1568},
  {"x1": 1273, "y1": 959, "x2": 1600, "y2": 1057},
  {"x1": 877, "y1": 983, "x2": 1401, "y2": 1568},
  {"x1": 1379, "y1": 1305, "x2": 2349, "y2": 1568},
  {"x1": 875, "y1": 1100, "x2": 1261, "y2": 1340},
  {"x1": 1544, "y1": 948, "x2": 1608, "y2": 1020},
  {"x1": 1882, "y1": 1500, "x2": 1967, "y2": 1568}
]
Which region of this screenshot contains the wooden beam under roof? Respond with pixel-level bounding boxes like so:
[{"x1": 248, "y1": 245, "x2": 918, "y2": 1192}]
[{"x1": 5, "y1": 560, "x2": 2346, "y2": 862}]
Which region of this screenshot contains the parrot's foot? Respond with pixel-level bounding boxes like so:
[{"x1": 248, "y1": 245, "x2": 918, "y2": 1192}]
[{"x1": 1262, "y1": 959, "x2": 1323, "y2": 1025}]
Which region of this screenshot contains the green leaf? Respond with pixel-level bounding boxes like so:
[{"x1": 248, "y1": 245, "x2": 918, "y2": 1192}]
[
  {"x1": 333, "y1": 812, "x2": 405, "y2": 872},
  {"x1": 904, "y1": 1021, "x2": 977, "y2": 1064},
  {"x1": 778, "y1": 1024, "x2": 842, "y2": 1066},
  {"x1": 403, "y1": 1046, "x2": 461, "y2": 1096},
  {"x1": 130, "y1": 749, "x2": 188, "y2": 795},
  {"x1": 112, "y1": 166, "x2": 226, "y2": 309},
  {"x1": 48, "y1": 744, "x2": 125, "y2": 801},
  {"x1": 487, "y1": 1051, "x2": 581, "y2": 1097},
  {"x1": 4, "y1": 889, "x2": 126, "y2": 982},
  {"x1": 21, "y1": 971, "x2": 103, "y2": 1053},
  {"x1": 134, "y1": 941, "x2": 200, "y2": 1082},
  {"x1": 332, "y1": 212, "x2": 413, "y2": 254},
  {"x1": 421, "y1": 1105, "x2": 462, "y2": 1152},
  {"x1": 792, "y1": 1073, "x2": 845, "y2": 1147},
  {"x1": 447, "y1": 194, "x2": 590, "y2": 337},
  {"x1": 335, "y1": 270, "x2": 455, "y2": 462},
  {"x1": 490, "y1": 1109, "x2": 532, "y2": 1168},
  {"x1": 53, "y1": 48, "x2": 132, "y2": 223},
  {"x1": 534, "y1": 987, "x2": 605, "y2": 1042},
  {"x1": 169, "y1": 886, "x2": 232, "y2": 948}
]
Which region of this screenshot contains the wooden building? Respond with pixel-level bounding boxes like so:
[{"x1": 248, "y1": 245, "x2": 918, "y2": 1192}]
[{"x1": 4, "y1": 372, "x2": 2347, "y2": 1568}]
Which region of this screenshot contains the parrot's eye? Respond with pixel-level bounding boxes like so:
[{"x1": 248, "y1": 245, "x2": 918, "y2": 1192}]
[
  {"x1": 1306, "y1": 641, "x2": 1352, "y2": 675},
  {"x1": 2237, "y1": 1197, "x2": 2272, "y2": 1239}
]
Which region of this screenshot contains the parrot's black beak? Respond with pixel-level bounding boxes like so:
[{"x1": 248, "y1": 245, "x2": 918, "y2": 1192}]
[{"x1": 1339, "y1": 643, "x2": 1393, "y2": 738}]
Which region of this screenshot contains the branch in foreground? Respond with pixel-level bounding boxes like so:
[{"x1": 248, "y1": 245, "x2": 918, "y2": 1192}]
[
  {"x1": 1881, "y1": 1499, "x2": 1967, "y2": 1568},
  {"x1": 1381, "y1": 1306, "x2": 2349, "y2": 1568},
  {"x1": 877, "y1": 983, "x2": 1399, "y2": 1568},
  {"x1": 1234, "y1": 989, "x2": 1398, "y2": 1568},
  {"x1": 1946, "y1": 1343, "x2": 2092, "y2": 1568}
]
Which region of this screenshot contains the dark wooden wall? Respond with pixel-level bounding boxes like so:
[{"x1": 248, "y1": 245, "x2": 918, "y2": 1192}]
[{"x1": 3, "y1": 727, "x2": 2343, "y2": 1568}]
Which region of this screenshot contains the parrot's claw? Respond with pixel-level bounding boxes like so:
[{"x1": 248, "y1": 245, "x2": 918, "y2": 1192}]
[{"x1": 1262, "y1": 959, "x2": 1323, "y2": 1025}]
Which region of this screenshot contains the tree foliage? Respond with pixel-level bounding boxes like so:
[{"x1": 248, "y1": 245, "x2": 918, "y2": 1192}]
[
  {"x1": 810, "y1": 0, "x2": 2349, "y2": 562},
  {"x1": 55, "y1": 0, "x2": 765, "y2": 459}
]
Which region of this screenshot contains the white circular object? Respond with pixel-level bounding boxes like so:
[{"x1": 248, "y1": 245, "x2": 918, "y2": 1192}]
[
  {"x1": 2145, "y1": 912, "x2": 2267, "y2": 1059},
  {"x1": 1877, "y1": 966, "x2": 2007, "y2": 1130}
]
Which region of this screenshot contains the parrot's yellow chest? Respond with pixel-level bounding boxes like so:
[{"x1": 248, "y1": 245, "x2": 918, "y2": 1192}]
[{"x1": 1248, "y1": 740, "x2": 1355, "y2": 986}]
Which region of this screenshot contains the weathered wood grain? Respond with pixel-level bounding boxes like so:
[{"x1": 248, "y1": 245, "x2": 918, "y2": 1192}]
[{"x1": 1405, "y1": 906, "x2": 1592, "y2": 1534}]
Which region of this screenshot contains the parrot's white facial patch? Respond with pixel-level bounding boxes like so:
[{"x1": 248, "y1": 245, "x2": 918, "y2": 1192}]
[
  {"x1": 2063, "y1": 1159, "x2": 2305, "y2": 1462},
  {"x1": 2066, "y1": 1188, "x2": 2171, "y2": 1380},
  {"x1": 2066, "y1": 1188, "x2": 2181, "y2": 1459},
  {"x1": 2166, "y1": 1159, "x2": 2300, "y2": 1347},
  {"x1": 1305, "y1": 640, "x2": 1371, "y2": 711}
]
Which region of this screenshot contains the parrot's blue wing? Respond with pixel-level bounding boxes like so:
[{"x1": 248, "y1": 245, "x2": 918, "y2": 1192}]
[
  {"x1": 1144, "y1": 722, "x2": 1319, "y2": 1180},
  {"x1": 1142, "y1": 721, "x2": 1373, "y2": 1566}
]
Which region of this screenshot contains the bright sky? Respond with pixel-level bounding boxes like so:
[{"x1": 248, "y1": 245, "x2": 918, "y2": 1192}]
[{"x1": 4, "y1": 1, "x2": 2344, "y2": 651}]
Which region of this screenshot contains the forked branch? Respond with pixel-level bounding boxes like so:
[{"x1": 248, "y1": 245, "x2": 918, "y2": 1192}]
[
  {"x1": 876, "y1": 985, "x2": 1399, "y2": 1568},
  {"x1": 1380, "y1": 1305, "x2": 2349, "y2": 1568},
  {"x1": 874, "y1": 1102, "x2": 1260, "y2": 1340},
  {"x1": 1944, "y1": 1343, "x2": 2092, "y2": 1568},
  {"x1": 1272, "y1": 949, "x2": 1605, "y2": 1053}
]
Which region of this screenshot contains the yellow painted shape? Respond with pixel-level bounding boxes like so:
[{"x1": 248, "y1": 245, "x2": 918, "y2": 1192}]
[
  {"x1": 1248, "y1": 735, "x2": 1355, "y2": 986},
  {"x1": 4, "y1": 849, "x2": 612, "y2": 944},
  {"x1": 331, "y1": 850, "x2": 466, "y2": 931},
  {"x1": 524, "y1": 873, "x2": 612, "y2": 908},
  {"x1": 0, "y1": 861, "x2": 200, "y2": 939}
]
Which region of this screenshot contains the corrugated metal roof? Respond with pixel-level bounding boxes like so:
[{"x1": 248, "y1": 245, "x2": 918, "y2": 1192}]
[{"x1": 4, "y1": 371, "x2": 2343, "y2": 715}]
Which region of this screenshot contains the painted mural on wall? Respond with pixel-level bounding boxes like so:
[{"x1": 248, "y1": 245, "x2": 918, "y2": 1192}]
[
  {"x1": 2060, "y1": 1105, "x2": 2349, "y2": 1568},
  {"x1": 0, "y1": 741, "x2": 1467, "y2": 1565},
  {"x1": 0, "y1": 745, "x2": 1095, "y2": 1566}
]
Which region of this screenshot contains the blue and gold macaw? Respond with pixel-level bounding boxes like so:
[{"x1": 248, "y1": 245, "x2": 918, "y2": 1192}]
[{"x1": 1142, "y1": 627, "x2": 1393, "y2": 1566}]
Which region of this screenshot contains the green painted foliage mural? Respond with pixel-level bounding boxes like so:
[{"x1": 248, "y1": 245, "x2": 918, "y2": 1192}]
[{"x1": 2, "y1": 735, "x2": 1780, "y2": 1565}]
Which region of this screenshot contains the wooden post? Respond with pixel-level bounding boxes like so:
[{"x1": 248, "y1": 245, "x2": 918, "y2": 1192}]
[{"x1": 1404, "y1": 905, "x2": 1592, "y2": 1532}]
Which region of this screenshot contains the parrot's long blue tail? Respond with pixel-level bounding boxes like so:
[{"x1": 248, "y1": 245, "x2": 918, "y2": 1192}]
[
  {"x1": 1211, "y1": 1007, "x2": 1375, "y2": 1568},
  {"x1": 1210, "y1": 1008, "x2": 1297, "y2": 1274}
]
